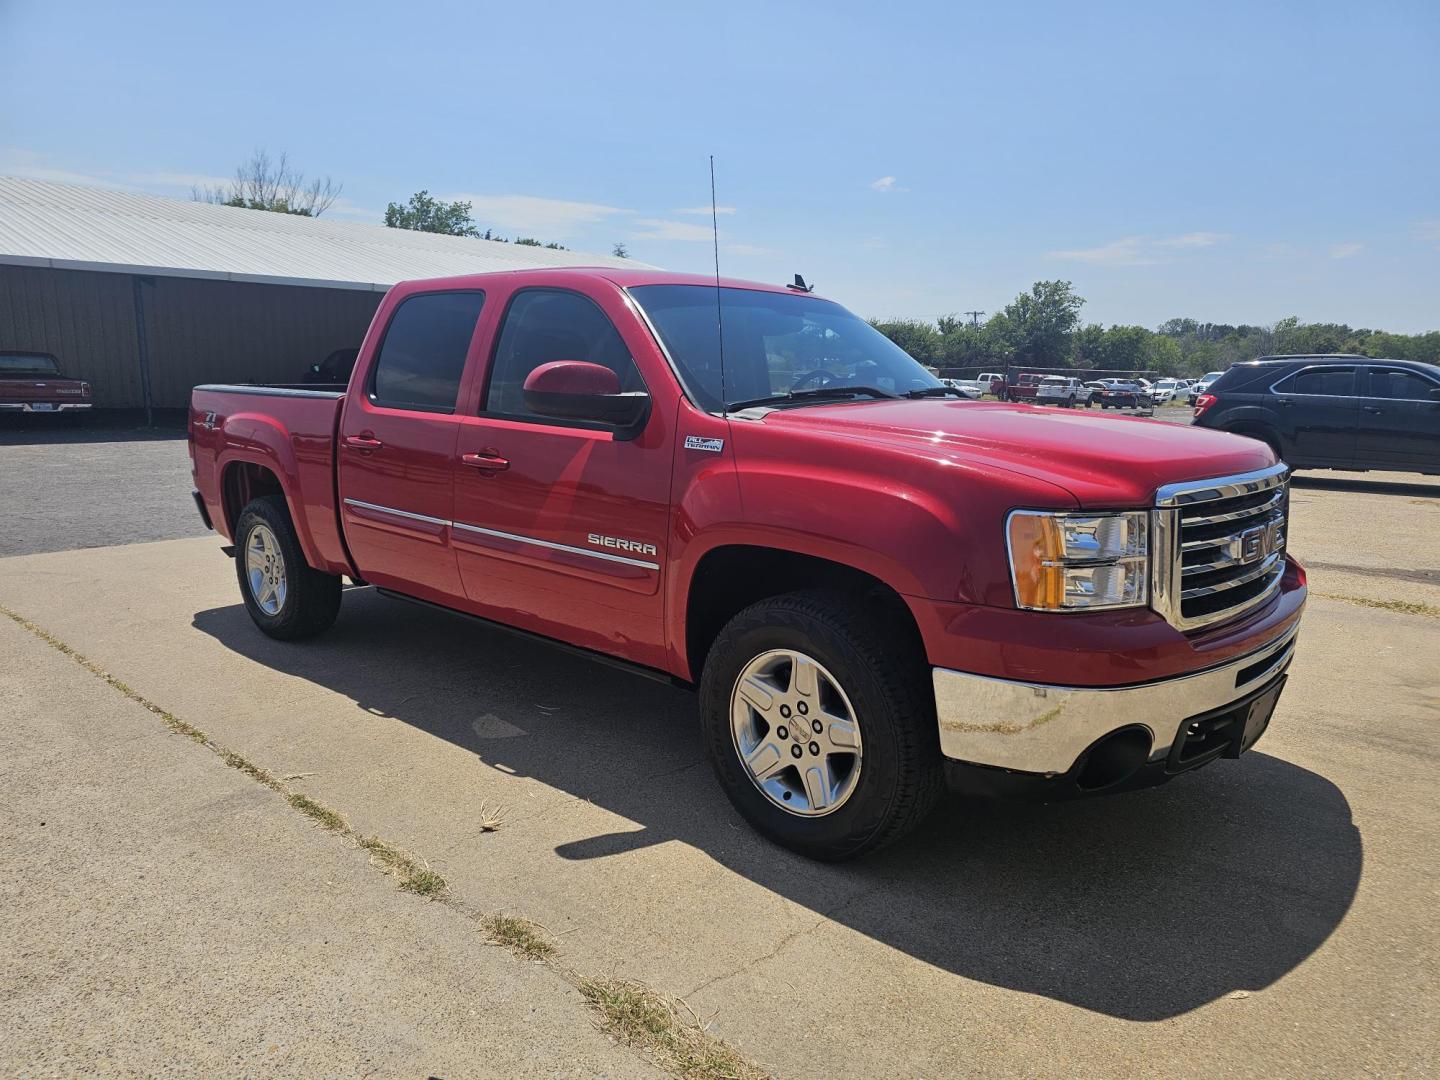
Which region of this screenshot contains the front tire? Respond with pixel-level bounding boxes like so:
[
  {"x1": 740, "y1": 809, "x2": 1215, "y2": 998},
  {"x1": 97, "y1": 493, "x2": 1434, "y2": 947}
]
[
  {"x1": 698, "y1": 590, "x2": 943, "y2": 861},
  {"x1": 234, "y1": 495, "x2": 341, "y2": 640}
]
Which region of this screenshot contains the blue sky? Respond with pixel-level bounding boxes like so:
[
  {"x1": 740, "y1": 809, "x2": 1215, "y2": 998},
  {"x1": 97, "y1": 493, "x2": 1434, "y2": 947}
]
[{"x1": 3, "y1": 0, "x2": 1437, "y2": 331}]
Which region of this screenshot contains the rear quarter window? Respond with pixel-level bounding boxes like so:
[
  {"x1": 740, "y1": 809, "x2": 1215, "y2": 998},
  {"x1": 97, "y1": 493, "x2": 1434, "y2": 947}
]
[{"x1": 1206, "y1": 365, "x2": 1271, "y2": 392}]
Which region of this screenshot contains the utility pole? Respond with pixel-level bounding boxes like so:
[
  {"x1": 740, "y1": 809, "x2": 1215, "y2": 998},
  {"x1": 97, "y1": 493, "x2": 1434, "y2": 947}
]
[{"x1": 964, "y1": 310, "x2": 984, "y2": 327}]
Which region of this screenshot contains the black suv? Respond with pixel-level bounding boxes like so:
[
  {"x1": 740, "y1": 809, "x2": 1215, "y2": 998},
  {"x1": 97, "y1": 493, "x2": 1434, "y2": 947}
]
[{"x1": 1193, "y1": 354, "x2": 1440, "y2": 474}]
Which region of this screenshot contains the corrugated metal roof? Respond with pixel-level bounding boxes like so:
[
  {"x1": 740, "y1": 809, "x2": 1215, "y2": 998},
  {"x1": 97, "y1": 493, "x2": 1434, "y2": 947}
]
[{"x1": 0, "y1": 176, "x2": 646, "y2": 291}]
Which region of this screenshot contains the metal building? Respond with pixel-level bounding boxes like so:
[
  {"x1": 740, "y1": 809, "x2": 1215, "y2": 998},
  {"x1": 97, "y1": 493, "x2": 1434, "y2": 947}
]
[{"x1": 0, "y1": 177, "x2": 639, "y2": 411}]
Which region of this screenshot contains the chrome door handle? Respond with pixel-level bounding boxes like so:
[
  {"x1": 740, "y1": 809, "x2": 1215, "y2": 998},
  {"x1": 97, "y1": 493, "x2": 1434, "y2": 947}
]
[
  {"x1": 343, "y1": 434, "x2": 384, "y2": 451},
  {"x1": 462, "y1": 451, "x2": 510, "y2": 472},
  {"x1": 1362, "y1": 406, "x2": 1383, "y2": 414}
]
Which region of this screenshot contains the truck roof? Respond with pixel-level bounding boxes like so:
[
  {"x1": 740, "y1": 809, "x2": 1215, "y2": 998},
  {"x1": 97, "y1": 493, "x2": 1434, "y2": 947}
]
[{"x1": 391, "y1": 266, "x2": 812, "y2": 299}]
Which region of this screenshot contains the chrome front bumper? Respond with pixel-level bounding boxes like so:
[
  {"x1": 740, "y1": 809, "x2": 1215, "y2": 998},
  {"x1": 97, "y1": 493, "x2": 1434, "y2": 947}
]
[{"x1": 932, "y1": 627, "x2": 1298, "y2": 774}]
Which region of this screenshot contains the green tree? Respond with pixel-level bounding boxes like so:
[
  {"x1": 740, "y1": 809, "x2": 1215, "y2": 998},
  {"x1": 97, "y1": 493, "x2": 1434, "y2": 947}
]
[
  {"x1": 938, "y1": 321, "x2": 1008, "y2": 369},
  {"x1": 384, "y1": 190, "x2": 481, "y2": 237},
  {"x1": 1146, "y1": 334, "x2": 1184, "y2": 376},
  {"x1": 868, "y1": 318, "x2": 941, "y2": 365},
  {"x1": 993, "y1": 281, "x2": 1085, "y2": 367},
  {"x1": 612, "y1": 242, "x2": 630, "y2": 259},
  {"x1": 1071, "y1": 324, "x2": 1106, "y2": 368},
  {"x1": 1096, "y1": 325, "x2": 1152, "y2": 371}
]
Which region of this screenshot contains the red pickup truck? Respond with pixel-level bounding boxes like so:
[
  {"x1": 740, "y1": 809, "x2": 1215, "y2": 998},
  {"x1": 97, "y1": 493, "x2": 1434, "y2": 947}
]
[
  {"x1": 0, "y1": 352, "x2": 93, "y2": 415},
  {"x1": 190, "y1": 267, "x2": 1305, "y2": 859}
]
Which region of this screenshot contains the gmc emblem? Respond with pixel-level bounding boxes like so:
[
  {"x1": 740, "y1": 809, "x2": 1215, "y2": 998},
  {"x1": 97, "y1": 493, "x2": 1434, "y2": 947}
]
[{"x1": 1237, "y1": 520, "x2": 1283, "y2": 565}]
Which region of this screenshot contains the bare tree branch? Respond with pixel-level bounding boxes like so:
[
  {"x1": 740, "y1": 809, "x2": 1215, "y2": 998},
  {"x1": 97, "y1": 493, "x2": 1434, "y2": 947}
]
[{"x1": 191, "y1": 149, "x2": 342, "y2": 217}]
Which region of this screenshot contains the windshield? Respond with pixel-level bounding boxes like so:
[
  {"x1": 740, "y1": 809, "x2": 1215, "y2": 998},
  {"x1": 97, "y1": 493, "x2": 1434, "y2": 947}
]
[
  {"x1": 629, "y1": 285, "x2": 942, "y2": 410},
  {"x1": 0, "y1": 353, "x2": 60, "y2": 376}
]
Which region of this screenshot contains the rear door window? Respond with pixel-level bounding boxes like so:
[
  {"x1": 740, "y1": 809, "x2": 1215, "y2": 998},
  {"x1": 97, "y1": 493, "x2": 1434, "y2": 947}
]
[
  {"x1": 1276, "y1": 366, "x2": 1355, "y2": 397},
  {"x1": 369, "y1": 291, "x2": 486, "y2": 412},
  {"x1": 1366, "y1": 368, "x2": 1438, "y2": 401}
]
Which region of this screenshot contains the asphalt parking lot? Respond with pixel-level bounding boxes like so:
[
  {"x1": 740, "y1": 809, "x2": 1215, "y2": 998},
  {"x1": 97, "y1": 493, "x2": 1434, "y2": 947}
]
[{"x1": 2, "y1": 421, "x2": 1437, "y2": 1078}]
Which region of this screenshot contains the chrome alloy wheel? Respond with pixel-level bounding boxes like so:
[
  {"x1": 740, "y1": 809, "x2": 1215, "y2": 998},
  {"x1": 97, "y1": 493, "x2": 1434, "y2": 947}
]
[
  {"x1": 729, "y1": 649, "x2": 863, "y2": 817},
  {"x1": 244, "y1": 522, "x2": 288, "y2": 616}
]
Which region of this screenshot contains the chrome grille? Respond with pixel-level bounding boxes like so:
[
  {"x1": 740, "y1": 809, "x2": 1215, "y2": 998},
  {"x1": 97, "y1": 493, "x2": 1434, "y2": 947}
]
[{"x1": 1152, "y1": 464, "x2": 1289, "y2": 631}]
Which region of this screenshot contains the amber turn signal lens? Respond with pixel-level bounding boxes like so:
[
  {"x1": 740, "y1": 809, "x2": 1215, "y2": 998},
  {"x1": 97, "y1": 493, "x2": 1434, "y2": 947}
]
[{"x1": 1008, "y1": 513, "x2": 1065, "y2": 610}]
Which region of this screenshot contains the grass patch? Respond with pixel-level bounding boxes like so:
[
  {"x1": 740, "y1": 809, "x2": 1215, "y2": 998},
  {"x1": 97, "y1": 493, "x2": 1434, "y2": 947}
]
[
  {"x1": 287, "y1": 792, "x2": 347, "y2": 832},
  {"x1": 2, "y1": 605, "x2": 208, "y2": 743},
  {"x1": 358, "y1": 835, "x2": 448, "y2": 897},
  {"x1": 1317, "y1": 593, "x2": 1440, "y2": 619},
  {"x1": 482, "y1": 914, "x2": 556, "y2": 961},
  {"x1": 580, "y1": 977, "x2": 769, "y2": 1080}
]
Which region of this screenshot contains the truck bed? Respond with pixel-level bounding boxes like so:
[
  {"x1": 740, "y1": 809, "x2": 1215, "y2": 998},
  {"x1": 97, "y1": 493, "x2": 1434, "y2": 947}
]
[{"x1": 189, "y1": 383, "x2": 352, "y2": 576}]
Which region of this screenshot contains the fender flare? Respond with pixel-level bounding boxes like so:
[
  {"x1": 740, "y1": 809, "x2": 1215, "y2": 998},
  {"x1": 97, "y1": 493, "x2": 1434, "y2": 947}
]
[{"x1": 216, "y1": 413, "x2": 327, "y2": 571}]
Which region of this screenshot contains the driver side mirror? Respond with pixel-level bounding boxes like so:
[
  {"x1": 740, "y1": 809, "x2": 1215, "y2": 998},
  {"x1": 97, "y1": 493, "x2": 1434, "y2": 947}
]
[{"x1": 522, "y1": 361, "x2": 650, "y2": 438}]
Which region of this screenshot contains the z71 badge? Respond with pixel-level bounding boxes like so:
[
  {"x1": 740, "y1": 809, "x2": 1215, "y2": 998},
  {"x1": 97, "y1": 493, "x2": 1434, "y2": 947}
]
[{"x1": 684, "y1": 435, "x2": 724, "y2": 452}]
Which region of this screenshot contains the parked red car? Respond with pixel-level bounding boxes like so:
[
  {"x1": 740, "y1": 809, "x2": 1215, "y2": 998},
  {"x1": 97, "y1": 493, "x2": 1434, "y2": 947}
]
[
  {"x1": 1002, "y1": 372, "x2": 1046, "y2": 402},
  {"x1": 190, "y1": 268, "x2": 1305, "y2": 859},
  {"x1": 0, "y1": 352, "x2": 92, "y2": 415}
]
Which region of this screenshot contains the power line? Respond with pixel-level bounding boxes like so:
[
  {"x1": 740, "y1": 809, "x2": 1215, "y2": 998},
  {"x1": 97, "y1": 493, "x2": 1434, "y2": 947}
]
[{"x1": 964, "y1": 310, "x2": 985, "y2": 327}]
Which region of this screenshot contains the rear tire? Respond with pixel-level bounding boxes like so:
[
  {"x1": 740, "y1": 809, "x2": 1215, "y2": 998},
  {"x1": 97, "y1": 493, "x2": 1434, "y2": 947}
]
[
  {"x1": 698, "y1": 590, "x2": 943, "y2": 861},
  {"x1": 234, "y1": 495, "x2": 341, "y2": 640}
]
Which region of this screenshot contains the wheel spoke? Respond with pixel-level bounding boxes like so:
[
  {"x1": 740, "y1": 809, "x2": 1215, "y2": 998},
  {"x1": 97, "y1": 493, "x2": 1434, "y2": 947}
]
[
  {"x1": 736, "y1": 676, "x2": 777, "y2": 716},
  {"x1": 745, "y1": 740, "x2": 787, "y2": 783},
  {"x1": 801, "y1": 763, "x2": 831, "y2": 810},
  {"x1": 825, "y1": 713, "x2": 860, "y2": 749},
  {"x1": 790, "y1": 655, "x2": 819, "y2": 699}
]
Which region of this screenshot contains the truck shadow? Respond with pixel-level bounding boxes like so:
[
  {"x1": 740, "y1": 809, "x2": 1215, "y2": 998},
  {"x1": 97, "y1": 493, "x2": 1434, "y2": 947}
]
[
  {"x1": 1291, "y1": 474, "x2": 1439, "y2": 498},
  {"x1": 192, "y1": 588, "x2": 1361, "y2": 1022}
]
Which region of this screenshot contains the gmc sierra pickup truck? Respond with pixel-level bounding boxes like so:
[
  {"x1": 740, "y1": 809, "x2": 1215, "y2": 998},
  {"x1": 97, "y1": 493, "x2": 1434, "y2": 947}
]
[{"x1": 189, "y1": 267, "x2": 1305, "y2": 860}]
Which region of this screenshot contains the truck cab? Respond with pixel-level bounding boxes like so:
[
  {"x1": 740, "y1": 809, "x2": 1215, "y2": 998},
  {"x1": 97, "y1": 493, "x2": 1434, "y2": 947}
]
[{"x1": 190, "y1": 268, "x2": 1306, "y2": 860}]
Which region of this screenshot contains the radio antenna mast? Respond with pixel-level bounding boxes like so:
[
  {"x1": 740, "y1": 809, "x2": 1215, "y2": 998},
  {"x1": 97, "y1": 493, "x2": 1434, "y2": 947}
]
[{"x1": 710, "y1": 155, "x2": 727, "y2": 415}]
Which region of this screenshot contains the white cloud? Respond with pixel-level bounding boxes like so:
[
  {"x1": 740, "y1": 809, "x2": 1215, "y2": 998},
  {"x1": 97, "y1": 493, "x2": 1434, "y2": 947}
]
[
  {"x1": 324, "y1": 196, "x2": 385, "y2": 223},
  {"x1": 117, "y1": 168, "x2": 233, "y2": 191},
  {"x1": 448, "y1": 193, "x2": 631, "y2": 237},
  {"x1": 870, "y1": 175, "x2": 904, "y2": 192},
  {"x1": 723, "y1": 242, "x2": 776, "y2": 257},
  {"x1": 1157, "y1": 231, "x2": 1228, "y2": 248},
  {"x1": 1329, "y1": 242, "x2": 1364, "y2": 259},
  {"x1": 1047, "y1": 232, "x2": 1229, "y2": 266},
  {"x1": 0, "y1": 148, "x2": 129, "y2": 188},
  {"x1": 1046, "y1": 237, "x2": 1156, "y2": 266},
  {"x1": 630, "y1": 217, "x2": 716, "y2": 242},
  {"x1": 674, "y1": 205, "x2": 737, "y2": 216}
]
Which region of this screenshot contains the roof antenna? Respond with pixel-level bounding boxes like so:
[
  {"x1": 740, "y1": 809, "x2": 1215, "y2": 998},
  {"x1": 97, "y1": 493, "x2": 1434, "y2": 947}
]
[
  {"x1": 787, "y1": 274, "x2": 814, "y2": 293},
  {"x1": 710, "y1": 155, "x2": 728, "y2": 415}
]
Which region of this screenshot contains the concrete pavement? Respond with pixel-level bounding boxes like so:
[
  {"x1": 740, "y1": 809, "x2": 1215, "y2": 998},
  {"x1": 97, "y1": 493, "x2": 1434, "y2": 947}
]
[
  {"x1": 0, "y1": 612, "x2": 660, "y2": 1078},
  {"x1": 0, "y1": 467, "x2": 1436, "y2": 1077}
]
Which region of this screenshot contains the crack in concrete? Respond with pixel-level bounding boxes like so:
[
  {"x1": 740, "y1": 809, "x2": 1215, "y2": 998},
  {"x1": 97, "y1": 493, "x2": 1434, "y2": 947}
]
[{"x1": 681, "y1": 884, "x2": 883, "y2": 1001}]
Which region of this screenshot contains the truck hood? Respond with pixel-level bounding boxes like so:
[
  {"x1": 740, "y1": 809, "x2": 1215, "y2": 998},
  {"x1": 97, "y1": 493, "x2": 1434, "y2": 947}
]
[{"x1": 758, "y1": 399, "x2": 1274, "y2": 507}]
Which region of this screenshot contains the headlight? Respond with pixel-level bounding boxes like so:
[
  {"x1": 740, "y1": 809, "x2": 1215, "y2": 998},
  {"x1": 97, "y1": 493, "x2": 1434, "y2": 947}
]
[{"x1": 1007, "y1": 510, "x2": 1149, "y2": 611}]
